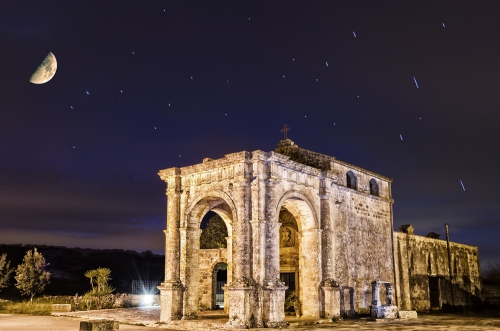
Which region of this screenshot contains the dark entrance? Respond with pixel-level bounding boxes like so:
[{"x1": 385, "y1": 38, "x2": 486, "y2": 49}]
[
  {"x1": 280, "y1": 272, "x2": 296, "y2": 300},
  {"x1": 429, "y1": 276, "x2": 440, "y2": 309},
  {"x1": 213, "y1": 263, "x2": 227, "y2": 309}
]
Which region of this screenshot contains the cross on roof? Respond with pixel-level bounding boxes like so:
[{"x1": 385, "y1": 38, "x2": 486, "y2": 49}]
[{"x1": 281, "y1": 124, "x2": 290, "y2": 140}]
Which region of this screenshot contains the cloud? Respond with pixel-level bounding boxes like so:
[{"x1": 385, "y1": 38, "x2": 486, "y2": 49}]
[{"x1": 56, "y1": 230, "x2": 102, "y2": 238}]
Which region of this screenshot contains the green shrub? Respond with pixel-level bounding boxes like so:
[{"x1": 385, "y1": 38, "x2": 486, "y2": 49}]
[{"x1": 0, "y1": 301, "x2": 52, "y2": 315}]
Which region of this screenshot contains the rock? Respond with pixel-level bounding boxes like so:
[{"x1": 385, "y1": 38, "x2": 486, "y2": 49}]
[{"x1": 79, "y1": 320, "x2": 119, "y2": 331}]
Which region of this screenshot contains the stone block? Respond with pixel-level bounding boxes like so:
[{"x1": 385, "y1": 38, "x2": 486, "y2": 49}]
[
  {"x1": 370, "y1": 305, "x2": 398, "y2": 319},
  {"x1": 79, "y1": 320, "x2": 119, "y2": 331},
  {"x1": 398, "y1": 310, "x2": 418, "y2": 319},
  {"x1": 51, "y1": 304, "x2": 71, "y2": 313}
]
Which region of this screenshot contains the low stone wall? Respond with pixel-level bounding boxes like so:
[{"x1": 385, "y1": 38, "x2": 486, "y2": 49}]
[
  {"x1": 198, "y1": 248, "x2": 227, "y2": 311},
  {"x1": 51, "y1": 304, "x2": 72, "y2": 313}
]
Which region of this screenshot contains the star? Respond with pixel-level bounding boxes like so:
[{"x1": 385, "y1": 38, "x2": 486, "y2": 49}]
[
  {"x1": 132, "y1": 52, "x2": 135, "y2": 55},
  {"x1": 283, "y1": 75, "x2": 285, "y2": 78},
  {"x1": 225, "y1": 113, "x2": 228, "y2": 116},
  {"x1": 190, "y1": 76, "x2": 193, "y2": 80},
  {"x1": 70, "y1": 106, "x2": 73, "y2": 109},
  {"x1": 120, "y1": 90, "x2": 123, "y2": 93},
  {"x1": 86, "y1": 91, "x2": 89, "y2": 95},
  {"x1": 168, "y1": 103, "x2": 171, "y2": 107},
  {"x1": 154, "y1": 127, "x2": 156, "y2": 130}
]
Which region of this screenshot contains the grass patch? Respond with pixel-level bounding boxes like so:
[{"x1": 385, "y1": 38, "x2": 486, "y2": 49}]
[
  {"x1": 0, "y1": 296, "x2": 75, "y2": 316},
  {"x1": 0, "y1": 301, "x2": 52, "y2": 315}
]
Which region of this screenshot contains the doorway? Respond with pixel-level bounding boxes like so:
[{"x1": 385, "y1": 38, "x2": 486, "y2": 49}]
[
  {"x1": 428, "y1": 276, "x2": 440, "y2": 310},
  {"x1": 213, "y1": 262, "x2": 228, "y2": 309}
]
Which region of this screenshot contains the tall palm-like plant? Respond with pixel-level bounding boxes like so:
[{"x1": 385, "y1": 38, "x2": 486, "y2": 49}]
[{"x1": 84, "y1": 267, "x2": 115, "y2": 309}]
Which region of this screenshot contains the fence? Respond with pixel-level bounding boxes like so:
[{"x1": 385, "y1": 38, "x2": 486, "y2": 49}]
[{"x1": 131, "y1": 280, "x2": 161, "y2": 295}]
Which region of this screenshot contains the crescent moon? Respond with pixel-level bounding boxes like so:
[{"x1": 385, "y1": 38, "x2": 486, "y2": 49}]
[{"x1": 29, "y1": 52, "x2": 57, "y2": 84}]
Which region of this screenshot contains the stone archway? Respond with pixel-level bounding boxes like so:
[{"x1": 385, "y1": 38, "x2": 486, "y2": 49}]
[
  {"x1": 276, "y1": 192, "x2": 322, "y2": 318},
  {"x1": 180, "y1": 194, "x2": 234, "y2": 319}
]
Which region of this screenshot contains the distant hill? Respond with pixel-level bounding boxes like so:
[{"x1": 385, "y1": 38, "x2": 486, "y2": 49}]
[{"x1": 0, "y1": 244, "x2": 164, "y2": 300}]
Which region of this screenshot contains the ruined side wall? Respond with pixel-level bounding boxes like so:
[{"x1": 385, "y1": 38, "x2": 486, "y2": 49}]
[
  {"x1": 394, "y1": 232, "x2": 482, "y2": 311},
  {"x1": 333, "y1": 163, "x2": 394, "y2": 315},
  {"x1": 198, "y1": 248, "x2": 227, "y2": 310}
]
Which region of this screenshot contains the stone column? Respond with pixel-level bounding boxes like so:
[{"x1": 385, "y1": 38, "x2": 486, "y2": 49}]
[
  {"x1": 224, "y1": 235, "x2": 232, "y2": 314},
  {"x1": 319, "y1": 187, "x2": 338, "y2": 319},
  {"x1": 386, "y1": 283, "x2": 394, "y2": 305},
  {"x1": 249, "y1": 219, "x2": 265, "y2": 327},
  {"x1": 180, "y1": 227, "x2": 201, "y2": 319},
  {"x1": 226, "y1": 179, "x2": 255, "y2": 328},
  {"x1": 260, "y1": 179, "x2": 287, "y2": 327},
  {"x1": 300, "y1": 228, "x2": 322, "y2": 317},
  {"x1": 158, "y1": 168, "x2": 183, "y2": 323},
  {"x1": 371, "y1": 281, "x2": 381, "y2": 307},
  {"x1": 370, "y1": 281, "x2": 381, "y2": 319}
]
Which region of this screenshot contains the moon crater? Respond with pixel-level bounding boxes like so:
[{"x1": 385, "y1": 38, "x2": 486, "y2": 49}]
[{"x1": 30, "y1": 52, "x2": 57, "y2": 84}]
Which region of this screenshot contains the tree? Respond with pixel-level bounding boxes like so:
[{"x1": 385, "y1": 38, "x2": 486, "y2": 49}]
[
  {"x1": 200, "y1": 214, "x2": 228, "y2": 249},
  {"x1": 0, "y1": 253, "x2": 14, "y2": 292},
  {"x1": 14, "y1": 248, "x2": 51, "y2": 302},
  {"x1": 484, "y1": 261, "x2": 500, "y2": 285},
  {"x1": 84, "y1": 267, "x2": 115, "y2": 309}
]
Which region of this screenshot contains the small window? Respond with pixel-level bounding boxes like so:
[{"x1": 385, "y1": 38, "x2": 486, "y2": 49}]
[
  {"x1": 369, "y1": 179, "x2": 379, "y2": 196},
  {"x1": 346, "y1": 171, "x2": 357, "y2": 190}
]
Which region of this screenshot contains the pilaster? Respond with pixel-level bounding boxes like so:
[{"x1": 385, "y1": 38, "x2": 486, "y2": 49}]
[
  {"x1": 158, "y1": 168, "x2": 183, "y2": 323},
  {"x1": 180, "y1": 227, "x2": 202, "y2": 319}
]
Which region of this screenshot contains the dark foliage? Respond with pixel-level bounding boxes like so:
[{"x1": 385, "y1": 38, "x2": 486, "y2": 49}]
[
  {"x1": 200, "y1": 214, "x2": 228, "y2": 249},
  {"x1": 0, "y1": 244, "x2": 164, "y2": 299},
  {"x1": 0, "y1": 253, "x2": 14, "y2": 292},
  {"x1": 483, "y1": 261, "x2": 500, "y2": 285}
]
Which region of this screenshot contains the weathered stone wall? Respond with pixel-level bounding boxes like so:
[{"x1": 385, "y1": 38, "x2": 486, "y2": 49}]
[
  {"x1": 158, "y1": 141, "x2": 400, "y2": 324},
  {"x1": 197, "y1": 248, "x2": 227, "y2": 310},
  {"x1": 331, "y1": 161, "x2": 394, "y2": 315},
  {"x1": 394, "y1": 231, "x2": 482, "y2": 311}
]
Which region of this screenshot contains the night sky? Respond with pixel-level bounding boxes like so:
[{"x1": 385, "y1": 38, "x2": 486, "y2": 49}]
[{"x1": 1, "y1": 1, "x2": 499, "y2": 268}]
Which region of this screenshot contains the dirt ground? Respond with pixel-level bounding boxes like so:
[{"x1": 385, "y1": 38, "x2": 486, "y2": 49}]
[{"x1": 1, "y1": 308, "x2": 499, "y2": 331}]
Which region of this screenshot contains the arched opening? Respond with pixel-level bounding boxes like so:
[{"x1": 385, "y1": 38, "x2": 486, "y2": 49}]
[
  {"x1": 212, "y1": 262, "x2": 228, "y2": 309},
  {"x1": 346, "y1": 171, "x2": 357, "y2": 190},
  {"x1": 279, "y1": 209, "x2": 299, "y2": 313},
  {"x1": 369, "y1": 179, "x2": 379, "y2": 196},
  {"x1": 182, "y1": 194, "x2": 234, "y2": 317},
  {"x1": 277, "y1": 193, "x2": 320, "y2": 318}
]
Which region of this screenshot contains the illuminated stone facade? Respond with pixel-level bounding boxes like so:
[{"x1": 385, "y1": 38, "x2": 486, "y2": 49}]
[{"x1": 157, "y1": 140, "x2": 481, "y2": 327}]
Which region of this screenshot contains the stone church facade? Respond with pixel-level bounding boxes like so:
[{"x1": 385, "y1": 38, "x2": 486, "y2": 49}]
[{"x1": 157, "y1": 140, "x2": 482, "y2": 327}]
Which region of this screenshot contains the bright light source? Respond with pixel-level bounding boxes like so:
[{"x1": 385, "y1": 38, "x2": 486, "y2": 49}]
[{"x1": 141, "y1": 294, "x2": 154, "y2": 306}]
